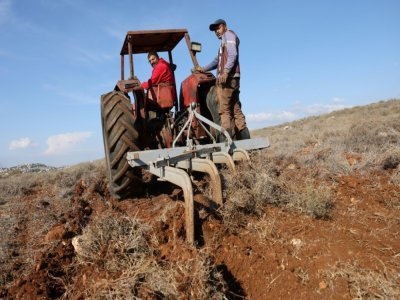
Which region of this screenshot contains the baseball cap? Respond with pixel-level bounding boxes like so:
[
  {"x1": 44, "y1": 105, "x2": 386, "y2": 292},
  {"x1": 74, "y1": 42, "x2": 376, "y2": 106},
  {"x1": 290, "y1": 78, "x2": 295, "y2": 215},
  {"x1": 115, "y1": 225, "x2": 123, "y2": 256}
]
[{"x1": 209, "y1": 19, "x2": 226, "y2": 31}]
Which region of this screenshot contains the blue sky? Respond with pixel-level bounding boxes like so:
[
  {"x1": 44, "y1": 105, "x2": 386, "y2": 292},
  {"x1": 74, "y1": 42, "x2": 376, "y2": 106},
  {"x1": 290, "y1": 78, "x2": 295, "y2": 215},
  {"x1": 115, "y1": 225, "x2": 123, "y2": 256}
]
[{"x1": 0, "y1": 0, "x2": 399, "y2": 167}]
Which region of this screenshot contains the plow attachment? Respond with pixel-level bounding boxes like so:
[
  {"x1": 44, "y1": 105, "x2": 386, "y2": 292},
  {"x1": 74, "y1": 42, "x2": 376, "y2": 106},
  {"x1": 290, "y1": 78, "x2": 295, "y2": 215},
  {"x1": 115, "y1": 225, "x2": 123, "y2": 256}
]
[{"x1": 127, "y1": 137, "x2": 269, "y2": 244}]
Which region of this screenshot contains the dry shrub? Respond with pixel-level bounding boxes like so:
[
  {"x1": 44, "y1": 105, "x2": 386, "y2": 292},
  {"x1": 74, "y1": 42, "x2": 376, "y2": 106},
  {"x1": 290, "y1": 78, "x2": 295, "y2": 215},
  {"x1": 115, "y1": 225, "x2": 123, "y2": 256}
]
[
  {"x1": 390, "y1": 167, "x2": 400, "y2": 186},
  {"x1": 294, "y1": 267, "x2": 309, "y2": 285},
  {"x1": 246, "y1": 214, "x2": 280, "y2": 243},
  {"x1": 0, "y1": 160, "x2": 106, "y2": 201},
  {"x1": 320, "y1": 261, "x2": 400, "y2": 299},
  {"x1": 71, "y1": 215, "x2": 177, "y2": 299},
  {"x1": 349, "y1": 151, "x2": 381, "y2": 172},
  {"x1": 0, "y1": 204, "x2": 18, "y2": 287},
  {"x1": 381, "y1": 147, "x2": 400, "y2": 170},
  {"x1": 51, "y1": 160, "x2": 107, "y2": 198},
  {"x1": 219, "y1": 150, "x2": 333, "y2": 228},
  {"x1": 288, "y1": 179, "x2": 333, "y2": 219},
  {"x1": 344, "y1": 121, "x2": 400, "y2": 153},
  {"x1": 0, "y1": 172, "x2": 44, "y2": 200},
  {"x1": 53, "y1": 160, "x2": 105, "y2": 187},
  {"x1": 321, "y1": 152, "x2": 351, "y2": 176},
  {"x1": 383, "y1": 155, "x2": 400, "y2": 170},
  {"x1": 70, "y1": 215, "x2": 226, "y2": 299},
  {"x1": 349, "y1": 146, "x2": 400, "y2": 172},
  {"x1": 74, "y1": 216, "x2": 151, "y2": 265},
  {"x1": 171, "y1": 251, "x2": 226, "y2": 299},
  {"x1": 219, "y1": 152, "x2": 284, "y2": 231}
]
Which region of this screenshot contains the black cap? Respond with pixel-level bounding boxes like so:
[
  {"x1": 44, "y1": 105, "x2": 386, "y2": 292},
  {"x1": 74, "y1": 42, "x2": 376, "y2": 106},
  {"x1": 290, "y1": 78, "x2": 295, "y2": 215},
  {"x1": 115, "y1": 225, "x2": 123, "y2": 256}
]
[{"x1": 209, "y1": 19, "x2": 226, "y2": 31}]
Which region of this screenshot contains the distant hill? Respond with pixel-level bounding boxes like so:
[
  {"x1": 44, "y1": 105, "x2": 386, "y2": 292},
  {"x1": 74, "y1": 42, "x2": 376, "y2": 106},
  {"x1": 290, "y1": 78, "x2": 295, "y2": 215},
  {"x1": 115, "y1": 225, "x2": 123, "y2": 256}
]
[{"x1": 0, "y1": 163, "x2": 58, "y2": 178}]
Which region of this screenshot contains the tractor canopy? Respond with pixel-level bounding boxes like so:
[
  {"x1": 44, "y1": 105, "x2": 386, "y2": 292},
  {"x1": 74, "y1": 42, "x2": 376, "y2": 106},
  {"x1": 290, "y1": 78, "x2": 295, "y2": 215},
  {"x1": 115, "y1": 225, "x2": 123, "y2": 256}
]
[{"x1": 120, "y1": 29, "x2": 188, "y2": 55}]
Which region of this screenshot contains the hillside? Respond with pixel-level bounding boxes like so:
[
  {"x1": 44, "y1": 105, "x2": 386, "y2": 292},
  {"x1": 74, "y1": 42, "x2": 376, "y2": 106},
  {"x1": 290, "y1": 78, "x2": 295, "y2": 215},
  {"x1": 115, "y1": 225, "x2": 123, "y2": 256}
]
[
  {"x1": 1, "y1": 99, "x2": 400, "y2": 299},
  {"x1": 0, "y1": 163, "x2": 59, "y2": 178}
]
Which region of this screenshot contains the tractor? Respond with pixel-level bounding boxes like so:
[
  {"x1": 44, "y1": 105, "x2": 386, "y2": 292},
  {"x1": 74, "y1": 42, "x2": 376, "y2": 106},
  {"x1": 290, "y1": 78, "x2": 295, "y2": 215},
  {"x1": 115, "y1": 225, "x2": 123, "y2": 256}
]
[{"x1": 101, "y1": 29, "x2": 269, "y2": 243}]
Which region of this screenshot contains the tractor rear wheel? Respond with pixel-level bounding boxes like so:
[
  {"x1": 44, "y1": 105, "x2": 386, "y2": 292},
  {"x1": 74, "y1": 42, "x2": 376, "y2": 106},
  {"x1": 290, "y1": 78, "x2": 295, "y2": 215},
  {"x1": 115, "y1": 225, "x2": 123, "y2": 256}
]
[{"x1": 101, "y1": 91, "x2": 144, "y2": 199}]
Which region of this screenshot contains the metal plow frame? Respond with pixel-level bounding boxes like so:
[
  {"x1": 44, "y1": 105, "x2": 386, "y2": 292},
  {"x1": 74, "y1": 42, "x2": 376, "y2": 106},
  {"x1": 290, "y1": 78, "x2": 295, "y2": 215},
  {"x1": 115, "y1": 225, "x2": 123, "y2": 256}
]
[{"x1": 126, "y1": 105, "x2": 270, "y2": 244}]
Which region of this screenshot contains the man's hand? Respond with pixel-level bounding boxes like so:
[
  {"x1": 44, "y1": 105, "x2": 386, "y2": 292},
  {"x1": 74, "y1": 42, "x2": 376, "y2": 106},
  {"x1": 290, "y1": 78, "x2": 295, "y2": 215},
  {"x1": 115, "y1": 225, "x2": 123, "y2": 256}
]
[
  {"x1": 218, "y1": 72, "x2": 228, "y2": 85},
  {"x1": 192, "y1": 65, "x2": 205, "y2": 73}
]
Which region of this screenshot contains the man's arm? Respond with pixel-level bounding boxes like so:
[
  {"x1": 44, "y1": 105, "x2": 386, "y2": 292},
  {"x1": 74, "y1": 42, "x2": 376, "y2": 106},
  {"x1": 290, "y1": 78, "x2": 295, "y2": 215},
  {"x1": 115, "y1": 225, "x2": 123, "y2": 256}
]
[
  {"x1": 203, "y1": 55, "x2": 218, "y2": 72},
  {"x1": 223, "y1": 30, "x2": 238, "y2": 74},
  {"x1": 141, "y1": 63, "x2": 167, "y2": 89}
]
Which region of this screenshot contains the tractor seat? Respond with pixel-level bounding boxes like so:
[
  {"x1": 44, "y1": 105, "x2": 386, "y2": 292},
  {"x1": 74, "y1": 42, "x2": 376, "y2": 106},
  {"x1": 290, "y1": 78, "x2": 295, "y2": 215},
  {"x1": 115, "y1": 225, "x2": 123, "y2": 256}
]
[{"x1": 146, "y1": 82, "x2": 176, "y2": 110}]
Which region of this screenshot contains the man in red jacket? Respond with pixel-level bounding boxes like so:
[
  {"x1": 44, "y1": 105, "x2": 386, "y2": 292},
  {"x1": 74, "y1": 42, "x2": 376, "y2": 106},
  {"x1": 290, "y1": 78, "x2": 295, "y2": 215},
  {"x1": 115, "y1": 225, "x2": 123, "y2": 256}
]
[
  {"x1": 141, "y1": 52, "x2": 175, "y2": 110},
  {"x1": 141, "y1": 52, "x2": 174, "y2": 90}
]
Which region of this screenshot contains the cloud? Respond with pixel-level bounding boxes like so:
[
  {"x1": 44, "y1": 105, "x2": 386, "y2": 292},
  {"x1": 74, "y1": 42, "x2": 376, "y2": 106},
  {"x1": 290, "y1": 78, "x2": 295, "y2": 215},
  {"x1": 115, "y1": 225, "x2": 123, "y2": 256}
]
[
  {"x1": 45, "y1": 131, "x2": 92, "y2": 155},
  {"x1": 247, "y1": 111, "x2": 297, "y2": 122},
  {"x1": 42, "y1": 84, "x2": 98, "y2": 105},
  {"x1": 104, "y1": 26, "x2": 125, "y2": 40},
  {"x1": 247, "y1": 99, "x2": 349, "y2": 128},
  {"x1": 69, "y1": 45, "x2": 113, "y2": 64},
  {"x1": 332, "y1": 97, "x2": 344, "y2": 103},
  {"x1": 301, "y1": 103, "x2": 347, "y2": 115},
  {"x1": 0, "y1": 0, "x2": 12, "y2": 24},
  {"x1": 9, "y1": 137, "x2": 36, "y2": 150}
]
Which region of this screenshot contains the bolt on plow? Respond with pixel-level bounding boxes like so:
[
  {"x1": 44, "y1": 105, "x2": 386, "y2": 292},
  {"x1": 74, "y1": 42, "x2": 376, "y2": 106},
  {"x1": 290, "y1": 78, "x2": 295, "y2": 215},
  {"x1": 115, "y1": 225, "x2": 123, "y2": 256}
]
[{"x1": 101, "y1": 29, "x2": 270, "y2": 244}]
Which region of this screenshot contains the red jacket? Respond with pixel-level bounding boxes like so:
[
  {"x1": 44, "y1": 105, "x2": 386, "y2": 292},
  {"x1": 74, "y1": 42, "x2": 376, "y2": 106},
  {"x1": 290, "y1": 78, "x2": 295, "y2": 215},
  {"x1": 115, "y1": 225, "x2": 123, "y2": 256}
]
[{"x1": 141, "y1": 58, "x2": 175, "y2": 90}]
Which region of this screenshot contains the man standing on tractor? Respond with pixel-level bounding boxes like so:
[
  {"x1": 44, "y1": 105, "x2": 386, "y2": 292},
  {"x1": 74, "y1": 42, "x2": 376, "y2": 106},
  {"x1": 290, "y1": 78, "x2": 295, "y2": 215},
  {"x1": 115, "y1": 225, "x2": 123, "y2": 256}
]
[{"x1": 195, "y1": 19, "x2": 250, "y2": 140}]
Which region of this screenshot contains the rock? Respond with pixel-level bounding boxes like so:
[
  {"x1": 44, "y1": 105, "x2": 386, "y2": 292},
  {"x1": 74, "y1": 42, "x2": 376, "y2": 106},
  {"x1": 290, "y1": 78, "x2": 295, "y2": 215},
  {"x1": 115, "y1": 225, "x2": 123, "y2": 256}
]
[
  {"x1": 44, "y1": 224, "x2": 65, "y2": 242},
  {"x1": 319, "y1": 280, "x2": 327, "y2": 289},
  {"x1": 72, "y1": 236, "x2": 84, "y2": 256}
]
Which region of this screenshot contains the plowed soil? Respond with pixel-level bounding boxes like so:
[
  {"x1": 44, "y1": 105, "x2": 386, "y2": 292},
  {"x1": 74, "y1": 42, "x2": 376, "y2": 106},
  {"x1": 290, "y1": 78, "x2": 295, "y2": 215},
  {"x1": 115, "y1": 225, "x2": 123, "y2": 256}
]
[{"x1": 1, "y1": 154, "x2": 399, "y2": 299}]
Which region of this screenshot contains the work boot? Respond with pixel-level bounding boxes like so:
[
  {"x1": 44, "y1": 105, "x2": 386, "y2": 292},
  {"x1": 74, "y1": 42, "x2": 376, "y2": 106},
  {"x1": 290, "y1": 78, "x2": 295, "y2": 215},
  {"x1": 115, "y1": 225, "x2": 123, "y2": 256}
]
[{"x1": 238, "y1": 127, "x2": 251, "y2": 140}]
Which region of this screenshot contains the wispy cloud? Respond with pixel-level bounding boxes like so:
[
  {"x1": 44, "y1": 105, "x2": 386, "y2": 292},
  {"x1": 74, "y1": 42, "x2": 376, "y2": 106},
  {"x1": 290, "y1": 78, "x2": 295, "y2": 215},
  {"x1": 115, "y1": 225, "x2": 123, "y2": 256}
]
[
  {"x1": 289, "y1": 97, "x2": 349, "y2": 116},
  {"x1": 45, "y1": 131, "x2": 92, "y2": 155},
  {"x1": 332, "y1": 97, "x2": 344, "y2": 103},
  {"x1": 0, "y1": 49, "x2": 13, "y2": 57},
  {"x1": 247, "y1": 111, "x2": 297, "y2": 122},
  {"x1": 69, "y1": 45, "x2": 113, "y2": 64},
  {"x1": 104, "y1": 26, "x2": 125, "y2": 40},
  {"x1": 0, "y1": 0, "x2": 56, "y2": 41},
  {"x1": 301, "y1": 103, "x2": 347, "y2": 115},
  {"x1": 247, "y1": 98, "x2": 349, "y2": 127},
  {"x1": 0, "y1": 0, "x2": 12, "y2": 24},
  {"x1": 9, "y1": 137, "x2": 36, "y2": 150},
  {"x1": 42, "y1": 84, "x2": 98, "y2": 105}
]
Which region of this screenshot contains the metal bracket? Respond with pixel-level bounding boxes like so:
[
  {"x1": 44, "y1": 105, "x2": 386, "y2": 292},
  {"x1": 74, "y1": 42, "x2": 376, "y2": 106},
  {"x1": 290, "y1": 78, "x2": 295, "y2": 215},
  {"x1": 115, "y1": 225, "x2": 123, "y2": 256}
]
[{"x1": 173, "y1": 102, "x2": 233, "y2": 149}]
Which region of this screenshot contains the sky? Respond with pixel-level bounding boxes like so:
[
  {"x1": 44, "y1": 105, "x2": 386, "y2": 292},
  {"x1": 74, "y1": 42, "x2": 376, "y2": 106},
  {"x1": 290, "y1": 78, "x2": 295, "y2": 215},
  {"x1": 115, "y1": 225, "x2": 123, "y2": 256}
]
[{"x1": 0, "y1": 0, "x2": 399, "y2": 167}]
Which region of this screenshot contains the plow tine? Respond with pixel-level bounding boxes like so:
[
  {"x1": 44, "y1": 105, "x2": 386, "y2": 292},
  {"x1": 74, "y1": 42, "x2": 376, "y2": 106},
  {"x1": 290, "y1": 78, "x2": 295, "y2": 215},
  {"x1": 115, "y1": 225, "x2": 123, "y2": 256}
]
[
  {"x1": 210, "y1": 151, "x2": 236, "y2": 175},
  {"x1": 232, "y1": 148, "x2": 251, "y2": 163},
  {"x1": 177, "y1": 158, "x2": 223, "y2": 205},
  {"x1": 161, "y1": 166, "x2": 195, "y2": 244},
  {"x1": 192, "y1": 158, "x2": 223, "y2": 205}
]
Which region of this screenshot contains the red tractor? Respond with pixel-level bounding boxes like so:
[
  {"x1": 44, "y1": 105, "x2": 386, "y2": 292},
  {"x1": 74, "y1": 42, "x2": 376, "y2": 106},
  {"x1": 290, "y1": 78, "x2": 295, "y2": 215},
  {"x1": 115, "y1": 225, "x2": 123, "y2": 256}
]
[{"x1": 101, "y1": 29, "x2": 268, "y2": 243}]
